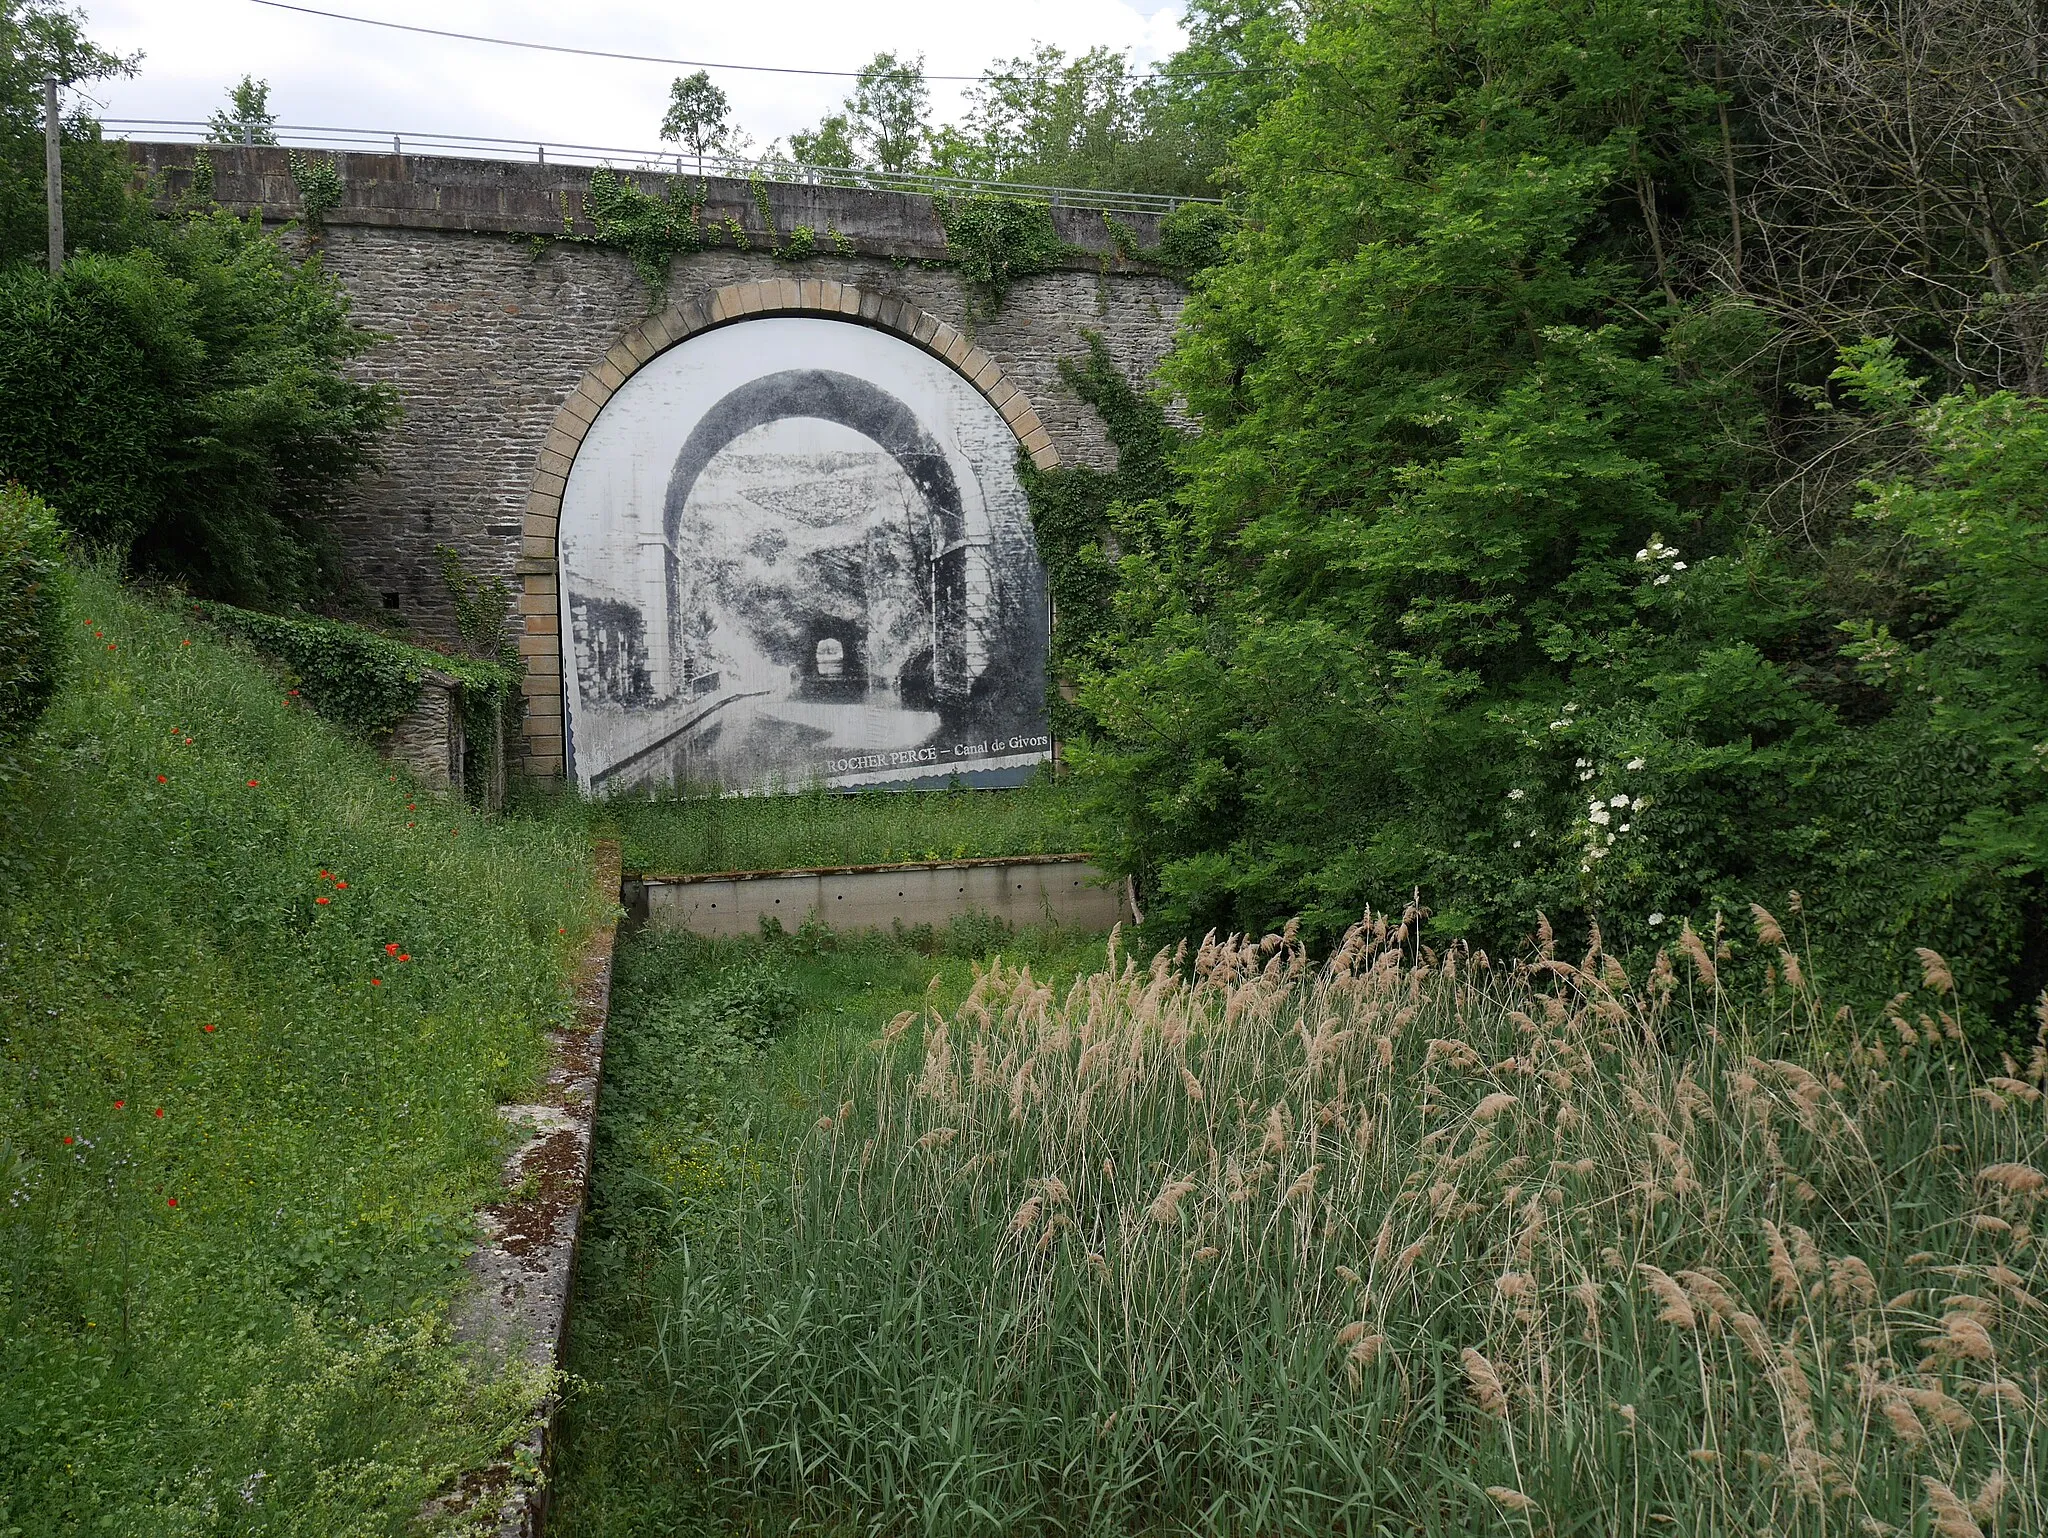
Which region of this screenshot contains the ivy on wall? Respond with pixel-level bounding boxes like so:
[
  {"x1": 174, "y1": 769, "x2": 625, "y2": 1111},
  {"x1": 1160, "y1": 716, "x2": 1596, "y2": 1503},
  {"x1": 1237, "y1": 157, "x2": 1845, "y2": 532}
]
[
  {"x1": 935, "y1": 195, "x2": 1072, "y2": 308},
  {"x1": 1017, "y1": 333, "x2": 1181, "y2": 743},
  {"x1": 191, "y1": 602, "x2": 519, "y2": 792}
]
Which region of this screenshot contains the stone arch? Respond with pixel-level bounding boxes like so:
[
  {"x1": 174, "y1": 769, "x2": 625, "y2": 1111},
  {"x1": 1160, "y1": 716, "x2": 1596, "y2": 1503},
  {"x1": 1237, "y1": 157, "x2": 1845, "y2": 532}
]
[{"x1": 512, "y1": 278, "x2": 1061, "y2": 780}]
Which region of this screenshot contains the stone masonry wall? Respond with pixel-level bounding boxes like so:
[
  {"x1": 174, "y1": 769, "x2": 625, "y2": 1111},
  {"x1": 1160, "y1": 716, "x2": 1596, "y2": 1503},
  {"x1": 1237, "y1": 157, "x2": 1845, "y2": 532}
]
[
  {"x1": 321, "y1": 233, "x2": 1186, "y2": 644},
  {"x1": 125, "y1": 144, "x2": 1190, "y2": 651}
]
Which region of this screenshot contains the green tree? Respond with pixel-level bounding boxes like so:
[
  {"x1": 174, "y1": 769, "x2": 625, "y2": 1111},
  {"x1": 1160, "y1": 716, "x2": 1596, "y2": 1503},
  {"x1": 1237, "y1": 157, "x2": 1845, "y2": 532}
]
[
  {"x1": 660, "y1": 69, "x2": 734, "y2": 175},
  {"x1": 1069, "y1": 0, "x2": 1795, "y2": 946},
  {"x1": 0, "y1": 0, "x2": 144, "y2": 265},
  {"x1": 0, "y1": 208, "x2": 398, "y2": 607},
  {"x1": 788, "y1": 111, "x2": 854, "y2": 170},
  {"x1": 847, "y1": 51, "x2": 929, "y2": 173},
  {"x1": 206, "y1": 73, "x2": 276, "y2": 145}
]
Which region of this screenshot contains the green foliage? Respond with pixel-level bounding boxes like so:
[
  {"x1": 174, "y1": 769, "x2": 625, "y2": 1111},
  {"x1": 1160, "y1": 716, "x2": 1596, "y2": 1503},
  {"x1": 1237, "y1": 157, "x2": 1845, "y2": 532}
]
[
  {"x1": 0, "y1": 483, "x2": 63, "y2": 747},
  {"x1": 205, "y1": 73, "x2": 276, "y2": 146},
  {"x1": 0, "y1": 0, "x2": 147, "y2": 266},
  {"x1": 287, "y1": 149, "x2": 342, "y2": 227},
  {"x1": 0, "y1": 568, "x2": 601, "y2": 1534},
  {"x1": 0, "y1": 209, "x2": 396, "y2": 607},
  {"x1": 579, "y1": 166, "x2": 711, "y2": 294},
  {"x1": 1154, "y1": 199, "x2": 1234, "y2": 272},
  {"x1": 557, "y1": 920, "x2": 2048, "y2": 1536},
  {"x1": 936, "y1": 194, "x2": 1070, "y2": 307},
  {"x1": 434, "y1": 543, "x2": 513, "y2": 659},
  {"x1": 1012, "y1": 0, "x2": 2048, "y2": 1026},
  {"x1": 1019, "y1": 334, "x2": 1178, "y2": 742},
  {"x1": 191, "y1": 600, "x2": 517, "y2": 769}
]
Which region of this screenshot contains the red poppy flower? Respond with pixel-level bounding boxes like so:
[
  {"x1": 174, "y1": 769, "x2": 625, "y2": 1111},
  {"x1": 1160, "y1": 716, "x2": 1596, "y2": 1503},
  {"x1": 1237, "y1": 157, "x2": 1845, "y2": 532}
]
[
  {"x1": 398, "y1": 954, "x2": 410, "y2": 963},
  {"x1": 181, "y1": 639, "x2": 191, "y2": 647},
  {"x1": 319, "y1": 869, "x2": 330, "y2": 877},
  {"x1": 407, "y1": 822, "x2": 415, "y2": 828},
  {"x1": 370, "y1": 978, "x2": 382, "y2": 986},
  {"x1": 246, "y1": 780, "x2": 260, "y2": 788},
  {"x1": 154, "y1": 1108, "x2": 164, "y2": 1117},
  {"x1": 335, "y1": 881, "x2": 347, "y2": 890},
  {"x1": 113, "y1": 1100, "x2": 125, "y2": 1109},
  {"x1": 316, "y1": 896, "x2": 330, "y2": 906},
  {"x1": 63, "y1": 1135, "x2": 73, "y2": 1145},
  {"x1": 166, "y1": 1197, "x2": 177, "y2": 1208},
  {"x1": 384, "y1": 943, "x2": 399, "y2": 955},
  {"x1": 106, "y1": 643, "x2": 116, "y2": 651},
  {"x1": 202, "y1": 1024, "x2": 216, "y2": 1033},
  {"x1": 156, "y1": 774, "x2": 167, "y2": 783},
  {"x1": 287, "y1": 689, "x2": 300, "y2": 697}
]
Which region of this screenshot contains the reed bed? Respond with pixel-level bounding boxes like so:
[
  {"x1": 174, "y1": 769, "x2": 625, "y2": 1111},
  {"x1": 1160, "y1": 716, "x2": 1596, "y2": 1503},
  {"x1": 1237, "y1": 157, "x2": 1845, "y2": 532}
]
[{"x1": 650, "y1": 911, "x2": 2048, "y2": 1535}]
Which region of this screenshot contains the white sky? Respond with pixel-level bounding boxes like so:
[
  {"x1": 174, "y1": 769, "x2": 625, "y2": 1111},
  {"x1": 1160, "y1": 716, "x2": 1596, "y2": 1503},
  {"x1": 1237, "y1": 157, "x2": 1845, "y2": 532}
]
[{"x1": 82, "y1": 0, "x2": 1190, "y2": 155}]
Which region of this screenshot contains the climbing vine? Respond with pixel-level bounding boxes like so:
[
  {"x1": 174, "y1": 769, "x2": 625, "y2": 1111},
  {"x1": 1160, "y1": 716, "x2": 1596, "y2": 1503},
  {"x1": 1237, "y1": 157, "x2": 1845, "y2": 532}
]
[
  {"x1": 191, "y1": 601, "x2": 519, "y2": 793},
  {"x1": 935, "y1": 194, "x2": 1073, "y2": 309},
  {"x1": 287, "y1": 151, "x2": 343, "y2": 230},
  {"x1": 577, "y1": 167, "x2": 715, "y2": 294},
  {"x1": 1017, "y1": 333, "x2": 1183, "y2": 742}
]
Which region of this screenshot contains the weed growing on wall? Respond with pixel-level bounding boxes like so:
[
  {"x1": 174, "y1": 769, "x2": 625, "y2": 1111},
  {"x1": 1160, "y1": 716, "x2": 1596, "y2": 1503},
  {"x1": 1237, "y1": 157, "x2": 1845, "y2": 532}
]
[{"x1": 936, "y1": 194, "x2": 1072, "y2": 308}]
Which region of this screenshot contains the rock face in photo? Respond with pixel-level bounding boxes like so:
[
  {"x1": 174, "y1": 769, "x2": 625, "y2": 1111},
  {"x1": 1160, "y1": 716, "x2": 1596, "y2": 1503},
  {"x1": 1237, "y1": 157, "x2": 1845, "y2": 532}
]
[{"x1": 558, "y1": 319, "x2": 1053, "y2": 794}]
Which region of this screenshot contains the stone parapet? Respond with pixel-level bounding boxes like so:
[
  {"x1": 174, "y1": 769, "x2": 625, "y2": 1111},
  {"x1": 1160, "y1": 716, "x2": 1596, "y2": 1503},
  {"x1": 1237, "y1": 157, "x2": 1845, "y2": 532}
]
[{"x1": 124, "y1": 141, "x2": 1169, "y2": 265}]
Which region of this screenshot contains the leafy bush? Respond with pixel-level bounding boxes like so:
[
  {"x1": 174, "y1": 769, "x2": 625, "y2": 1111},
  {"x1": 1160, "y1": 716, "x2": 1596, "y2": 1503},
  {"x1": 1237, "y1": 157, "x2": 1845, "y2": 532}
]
[
  {"x1": 0, "y1": 483, "x2": 63, "y2": 746},
  {"x1": 0, "y1": 211, "x2": 396, "y2": 608},
  {"x1": 630, "y1": 921, "x2": 2048, "y2": 1536},
  {"x1": 1035, "y1": 0, "x2": 2046, "y2": 1025},
  {"x1": 1154, "y1": 199, "x2": 1233, "y2": 273},
  {"x1": 0, "y1": 568, "x2": 602, "y2": 1533}
]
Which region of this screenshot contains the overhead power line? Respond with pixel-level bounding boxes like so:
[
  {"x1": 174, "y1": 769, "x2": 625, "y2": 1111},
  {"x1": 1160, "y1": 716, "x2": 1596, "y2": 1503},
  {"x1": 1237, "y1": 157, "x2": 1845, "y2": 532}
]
[{"x1": 244, "y1": 0, "x2": 1276, "y2": 83}]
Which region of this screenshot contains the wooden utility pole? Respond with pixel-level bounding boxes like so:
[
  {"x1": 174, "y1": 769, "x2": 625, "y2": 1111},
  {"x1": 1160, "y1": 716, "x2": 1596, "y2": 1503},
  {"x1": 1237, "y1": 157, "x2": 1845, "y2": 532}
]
[{"x1": 43, "y1": 79, "x2": 64, "y2": 274}]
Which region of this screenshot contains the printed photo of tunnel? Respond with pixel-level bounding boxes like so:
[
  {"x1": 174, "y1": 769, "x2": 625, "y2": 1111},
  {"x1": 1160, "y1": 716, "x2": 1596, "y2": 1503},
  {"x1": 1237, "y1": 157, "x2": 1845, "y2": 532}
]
[{"x1": 556, "y1": 318, "x2": 1053, "y2": 794}]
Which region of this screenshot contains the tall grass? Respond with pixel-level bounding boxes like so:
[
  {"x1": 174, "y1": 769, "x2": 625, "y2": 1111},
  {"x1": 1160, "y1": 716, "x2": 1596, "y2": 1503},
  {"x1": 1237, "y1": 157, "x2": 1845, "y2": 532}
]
[
  {"x1": 606, "y1": 776, "x2": 1088, "y2": 875},
  {"x1": 650, "y1": 913, "x2": 2047, "y2": 1535}
]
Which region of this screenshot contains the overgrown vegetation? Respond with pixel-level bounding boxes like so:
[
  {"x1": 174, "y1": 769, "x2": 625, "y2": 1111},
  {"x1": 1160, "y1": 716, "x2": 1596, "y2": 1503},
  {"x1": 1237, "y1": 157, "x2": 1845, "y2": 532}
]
[
  {"x1": 0, "y1": 568, "x2": 602, "y2": 1533},
  {"x1": 558, "y1": 906, "x2": 2048, "y2": 1536},
  {"x1": 192, "y1": 598, "x2": 518, "y2": 777},
  {"x1": 1033, "y1": 0, "x2": 2048, "y2": 1030},
  {"x1": 549, "y1": 919, "x2": 1114, "y2": 1536},
  {"x1": 0, "y1": 484, "x2": 63, "y2": 757},
  {"x1": 0, "y1": 2, "x2": 393, "y2": 611}
]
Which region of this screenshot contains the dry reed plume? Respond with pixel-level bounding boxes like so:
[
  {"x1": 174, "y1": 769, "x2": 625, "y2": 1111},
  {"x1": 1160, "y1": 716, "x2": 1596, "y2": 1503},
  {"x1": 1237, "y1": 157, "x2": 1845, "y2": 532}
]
[{"x1": 655, "y1": 914, "x2": 2048, "y2": 1535}]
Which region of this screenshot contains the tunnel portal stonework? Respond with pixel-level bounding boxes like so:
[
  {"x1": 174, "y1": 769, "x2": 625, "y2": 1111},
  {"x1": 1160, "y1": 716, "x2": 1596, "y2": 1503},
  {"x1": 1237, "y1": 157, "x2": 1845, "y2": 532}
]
[{"x1": 128, "y1": 145, "x2": 1189, "y2": 781}]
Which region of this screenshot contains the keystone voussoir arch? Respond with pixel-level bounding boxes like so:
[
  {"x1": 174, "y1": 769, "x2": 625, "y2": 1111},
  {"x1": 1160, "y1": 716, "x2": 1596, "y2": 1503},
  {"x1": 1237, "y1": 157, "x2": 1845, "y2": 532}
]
[{"x1": 513, "y1": 279, "x2": 1062, "y2": 781}]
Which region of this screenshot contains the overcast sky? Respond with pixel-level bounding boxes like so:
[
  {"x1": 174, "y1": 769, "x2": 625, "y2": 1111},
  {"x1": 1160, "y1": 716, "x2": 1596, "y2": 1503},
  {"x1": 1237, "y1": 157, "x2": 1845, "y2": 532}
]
[{"x1": 81, "y1": 1, "x2": 1190, "y2": 157}]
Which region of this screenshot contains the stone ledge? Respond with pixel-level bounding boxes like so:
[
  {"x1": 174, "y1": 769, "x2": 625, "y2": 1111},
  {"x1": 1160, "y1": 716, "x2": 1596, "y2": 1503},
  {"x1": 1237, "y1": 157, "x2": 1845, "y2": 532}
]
[{"x1": 426, "y1": 840, "x2": 622, "y2": 1537}]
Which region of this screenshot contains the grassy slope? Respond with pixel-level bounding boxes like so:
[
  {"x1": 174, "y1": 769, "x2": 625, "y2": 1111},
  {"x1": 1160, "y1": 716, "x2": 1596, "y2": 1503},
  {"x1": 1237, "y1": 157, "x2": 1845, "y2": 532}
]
[
  {"x1": 0, "y1": 571, "x2": 603, "y2": 1537},
  {"x1": 551, "y1": 922, "x2": 1113, "y2": 1535},
  {"x1": 607, "y1": 776, "x2": 1090, "y2": 875}
]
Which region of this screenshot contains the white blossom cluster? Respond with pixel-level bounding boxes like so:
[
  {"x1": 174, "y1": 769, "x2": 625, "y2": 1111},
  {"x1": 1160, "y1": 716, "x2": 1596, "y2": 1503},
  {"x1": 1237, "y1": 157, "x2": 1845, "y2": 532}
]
[{"x1": 1635, "y1": 535, "x2": 1688, "y2": 586}]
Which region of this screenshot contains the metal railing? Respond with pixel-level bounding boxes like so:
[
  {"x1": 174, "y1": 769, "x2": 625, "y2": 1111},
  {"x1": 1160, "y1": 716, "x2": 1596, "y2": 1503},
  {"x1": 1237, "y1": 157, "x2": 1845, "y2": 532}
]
[{"x1": 105, "y1": 119, "x2": 1214, "y2": 217}]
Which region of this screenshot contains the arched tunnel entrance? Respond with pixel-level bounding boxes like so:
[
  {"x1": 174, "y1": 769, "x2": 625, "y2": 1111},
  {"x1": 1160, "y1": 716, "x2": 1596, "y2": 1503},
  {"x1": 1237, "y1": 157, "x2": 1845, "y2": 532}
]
[{"x1": 554, "y1": 315, "x2": 1052, "y2": 794}]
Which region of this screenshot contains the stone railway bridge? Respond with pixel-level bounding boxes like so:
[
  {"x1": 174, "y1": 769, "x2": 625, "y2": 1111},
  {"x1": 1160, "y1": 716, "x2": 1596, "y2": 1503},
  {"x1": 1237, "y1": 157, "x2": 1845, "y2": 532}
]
[{"x1": 129, "y1": 145, "x2": 1188, "y2": 783}]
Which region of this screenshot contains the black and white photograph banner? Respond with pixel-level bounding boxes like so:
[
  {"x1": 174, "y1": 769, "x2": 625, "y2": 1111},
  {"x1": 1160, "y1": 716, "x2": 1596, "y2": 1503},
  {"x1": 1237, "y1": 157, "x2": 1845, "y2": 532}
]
[{"x1": 557, "y1": 317, "x2": 1054, "y2": 795}]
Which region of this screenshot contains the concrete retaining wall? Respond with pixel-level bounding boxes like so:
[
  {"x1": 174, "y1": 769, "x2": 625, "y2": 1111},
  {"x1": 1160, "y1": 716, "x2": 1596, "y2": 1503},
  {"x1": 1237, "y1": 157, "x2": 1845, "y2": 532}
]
[{"x1": 637, "y1": 854, "x2": 1124, "y2": 938}]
